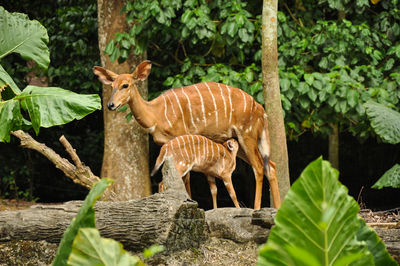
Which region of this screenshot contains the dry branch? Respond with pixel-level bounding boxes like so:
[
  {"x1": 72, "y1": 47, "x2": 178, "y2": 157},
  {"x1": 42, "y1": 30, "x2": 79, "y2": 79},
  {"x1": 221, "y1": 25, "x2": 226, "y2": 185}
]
[{"x1": 10, "y1": 130, "x2": 116, "y2": 200}]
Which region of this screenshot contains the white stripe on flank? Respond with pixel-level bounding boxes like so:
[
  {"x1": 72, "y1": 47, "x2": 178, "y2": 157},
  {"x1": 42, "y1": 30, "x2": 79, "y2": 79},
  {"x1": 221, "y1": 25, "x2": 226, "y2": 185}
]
[
  {"x1": 249, "y1": 98, "x2": 254, "y2": 122},
  {"x1": 205, "y1": 83, "x2": 218, "y2": 127},
  {"x1": 218, "y1": 83, "x2": 227, "y2": 120},
  {"x1": 181, "y1": 87, "x2": 198, "y2": 131},
  {"x1": 194, "y1": 84, "x2": 207, "y2": 125},
  {"x1": 181, "y1": 136, "x2": 190, "y2": 162},
  {"x1": 165, "y1": 93, "x2": 177, "y2": 119},
  {"x1": 240, "y1": 89, "x2": 247, "y2": 113},
  {"x1": 172, "y1": 90, "x2": 188, "y2": 133},
  {"x1": 186, "y1": 135, "x2": 193, "y2": 162},
  {"x1": 190, "y1": 135, "x2": 196, "y2": 163},
  {"x1": 175, "y1": 137, "x2": 185, "y2": 161},
  {"x1": 162, "y1": 95, "x2": 173, "y2": 128},
  {"x1": 196, "y1": 135, "x2": 201, "y2": 164},
  {"x1": 226, "y1": 84, "x2": 233, "y2": 123}
]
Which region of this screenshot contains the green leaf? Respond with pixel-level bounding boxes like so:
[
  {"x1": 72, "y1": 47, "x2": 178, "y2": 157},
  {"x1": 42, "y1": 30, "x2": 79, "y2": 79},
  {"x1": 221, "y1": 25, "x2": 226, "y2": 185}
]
[
  {"x1": 68, "y1": 228, "x2": 141, "y2": 266},
  {"x1": 143, "y1": 244, "x2": 165, "y2": 259},
  {"x1": 0, "y1": 7, "x2": 49, "y2": 69},
  {"x1": 16, "y1": 86, "x2": 101, "y2": 134},
  {"x1": 226, "y1": 21, "x2": 238, "y2": 37},
  {"x1": 304, "y1": 73, "x2": 314, "y2": 86},
  {"x1": 280, "y1": 78, "x2": 290, "y2": 92},
  {"x1": 104, "y1": 40, "x2": 115, "y2": 55},
  {"x1": 52, "y1": 178, "x2": 114, "y2": 266},
  {"x1": 181, "y1": 9, "x2": 193, "y2": 23},
  {"x1": 347, "y1": 90, "x2": 359, "y2": 108},
  {"x1": 0, "y1": 99, "x2": 23, "y2": 142},
  {"x1": 0, "y1": 65, "x2": 20, "y2": 95},
  {"x1": 365, "y1": 101, "x2": 400, "y2": 144},
  {"x1": 356, "y1": 217, "x2": 397, "y2": 265},
  {"x1": 372, "y1": 164, "x2": 400, "y2": 189},
  {"x1": 258, "y1": 157, "x2": 374, "y2": 265}
]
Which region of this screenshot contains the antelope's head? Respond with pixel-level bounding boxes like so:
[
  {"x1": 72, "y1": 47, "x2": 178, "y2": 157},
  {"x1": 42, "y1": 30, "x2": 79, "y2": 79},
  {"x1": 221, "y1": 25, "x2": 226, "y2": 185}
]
[{"x1": 93, "y1": 60, "x2": 152, "y2": 111}]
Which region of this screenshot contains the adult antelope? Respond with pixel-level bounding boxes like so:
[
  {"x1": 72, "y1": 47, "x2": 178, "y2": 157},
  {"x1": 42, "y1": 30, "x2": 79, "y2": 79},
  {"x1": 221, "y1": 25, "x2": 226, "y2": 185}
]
[
  {"x1": 152, "y1": 135, "x2": 240, "y2": 209},
  {"x1": 93, "y1": 60, "x2": 281, "y2": 209}
]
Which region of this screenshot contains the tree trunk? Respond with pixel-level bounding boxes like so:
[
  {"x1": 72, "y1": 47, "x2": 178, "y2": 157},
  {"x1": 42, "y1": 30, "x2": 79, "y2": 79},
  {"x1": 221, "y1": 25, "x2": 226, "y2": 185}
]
[
  {"x1": 97, "y1": 0, "x2": 151, "y2": 200},
  {"x1": 261, "y1": 0, "x2": 290, "y2": 203},
  {"x1": 329, "y1": 123, "x2": 339, "y2": 169}
]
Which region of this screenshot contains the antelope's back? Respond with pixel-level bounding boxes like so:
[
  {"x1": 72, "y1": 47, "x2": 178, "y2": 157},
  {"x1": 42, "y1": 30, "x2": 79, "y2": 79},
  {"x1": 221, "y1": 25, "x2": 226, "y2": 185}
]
[{"x1": 159, "y1": 82, "x2": 265, "y2": 142}]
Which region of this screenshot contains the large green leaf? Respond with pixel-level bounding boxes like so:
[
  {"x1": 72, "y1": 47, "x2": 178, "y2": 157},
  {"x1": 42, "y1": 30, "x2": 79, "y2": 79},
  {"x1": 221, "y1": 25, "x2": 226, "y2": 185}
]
[
  {"x1": 258, "y1": 157, "x2": 375, "y2": 265},
  {"x1": 16, "y1": 86, "x2": 101, "y2": 134},
  {"x1": 372, "y1": 164, "x2": 400, "y2": 189},
  {"x1": 365, "y1": 101, "x2": 400, "y2": 144},
  {"x1": 0, "y1": 99, "x2": 23, "y2": 142},
  {"x1": 52, "y1": 178, "x2": 113, "y2": 266},
  {"x1": 68, "y1": 228, "x2": 141, "y2": 266},
  {"x1": 0, "y1": 6, "x2": 49, "y2": 69},
  {"x1": 356, "y1": 217, "x2": 397, "y2": 265}
]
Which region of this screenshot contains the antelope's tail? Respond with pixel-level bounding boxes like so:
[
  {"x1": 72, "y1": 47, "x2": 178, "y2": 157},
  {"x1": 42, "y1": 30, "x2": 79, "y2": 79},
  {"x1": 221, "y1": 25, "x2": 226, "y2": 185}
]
[
  {"x1": 259, "y1": 114, "x2": 271, "y2": 177},
  {"x1": 151, "y1": 145, "x2": 167, "y2": 176}
]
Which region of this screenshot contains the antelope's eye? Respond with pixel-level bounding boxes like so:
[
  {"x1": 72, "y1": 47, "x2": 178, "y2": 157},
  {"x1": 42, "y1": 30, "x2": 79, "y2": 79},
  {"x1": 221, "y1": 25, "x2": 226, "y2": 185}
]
[{"x1": 122, "y1": 84, "x2": 129, "y2": 89}]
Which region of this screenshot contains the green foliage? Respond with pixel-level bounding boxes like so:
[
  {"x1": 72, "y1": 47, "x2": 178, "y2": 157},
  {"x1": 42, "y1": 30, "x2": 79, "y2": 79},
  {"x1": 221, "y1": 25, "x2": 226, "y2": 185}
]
[
  {"x1": 52, "y1": 178, "x2": 113, "y2": 266},
  {"x1": 107, "y1": 0, "x2": 400, "y2": 142},
  {"x1": 68, "y1": 228, "x2": 142, "y2": 266},
  {"x1": 0, "y1": 6, "x2": 49, "y2": 94},
  {"x1": 365, "y1": 101, "x2": 400, "y2": 144},
  {"x1": 257, "y1": 157, "x2": 395, "y2": 265},
  {"x1": 372, "y1": 164, "x2": 400, "y2": 189},
  {"x1": 0, "y1": 6, "x2": 101, "y2": 142}
]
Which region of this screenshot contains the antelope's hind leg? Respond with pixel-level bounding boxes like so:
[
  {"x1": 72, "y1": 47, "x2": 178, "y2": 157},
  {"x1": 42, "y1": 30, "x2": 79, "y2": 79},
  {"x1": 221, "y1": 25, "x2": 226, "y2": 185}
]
[{"x1": 206, "y1": 175, "x2": 218, "y2": 209}]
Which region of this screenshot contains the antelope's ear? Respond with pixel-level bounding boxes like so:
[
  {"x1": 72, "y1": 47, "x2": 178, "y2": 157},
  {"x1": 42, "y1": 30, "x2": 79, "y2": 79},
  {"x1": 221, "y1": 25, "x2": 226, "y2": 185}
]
[
  {"x1": 226, "y1": 139, "x2": 238, "y2": 152},
  {"x1": 93, "y1": 66, "x2": 118, "y2": 85},
  {"x1": 132, "y1": 60, "x2": 152, "y2": 81}
]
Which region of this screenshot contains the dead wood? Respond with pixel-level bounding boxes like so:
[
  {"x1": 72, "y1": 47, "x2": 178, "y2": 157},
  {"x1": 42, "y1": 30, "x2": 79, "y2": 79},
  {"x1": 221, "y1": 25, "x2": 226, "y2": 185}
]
[{"x1": 10, "y1": 130, "x2": 116, "y2": 200}]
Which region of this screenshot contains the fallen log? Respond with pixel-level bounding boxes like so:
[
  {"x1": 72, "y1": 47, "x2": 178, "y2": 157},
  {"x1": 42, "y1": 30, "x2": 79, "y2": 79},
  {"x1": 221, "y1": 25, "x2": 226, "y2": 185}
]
[{"x1": 0, "y1": 157, "x2": 207, "y2": 251}]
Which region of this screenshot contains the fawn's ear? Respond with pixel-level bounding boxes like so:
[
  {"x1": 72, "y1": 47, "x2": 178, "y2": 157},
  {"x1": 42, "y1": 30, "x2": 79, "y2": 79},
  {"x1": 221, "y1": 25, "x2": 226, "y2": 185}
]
[
  {"x1": 226, "y1": 139, "x2": 238, "y2": 152},
  {"x1": 132, "y1": 60, "x2": 152, "y2": 81},
  {"x1": 93, "y1": 66, "x2": 118, "y2": 85}
]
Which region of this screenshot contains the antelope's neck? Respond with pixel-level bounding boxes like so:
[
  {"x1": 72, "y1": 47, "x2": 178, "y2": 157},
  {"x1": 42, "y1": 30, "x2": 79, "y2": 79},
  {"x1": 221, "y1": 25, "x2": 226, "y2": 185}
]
[{"x1": 127, "y1": 84, "x2": 155, "y2": 129}]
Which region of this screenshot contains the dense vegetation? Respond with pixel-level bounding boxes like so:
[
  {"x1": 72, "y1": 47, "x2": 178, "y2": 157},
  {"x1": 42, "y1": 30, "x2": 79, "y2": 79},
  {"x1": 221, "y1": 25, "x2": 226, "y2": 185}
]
[{"x1": 0, "y1": 0, "x2": 399, "y2": 210}]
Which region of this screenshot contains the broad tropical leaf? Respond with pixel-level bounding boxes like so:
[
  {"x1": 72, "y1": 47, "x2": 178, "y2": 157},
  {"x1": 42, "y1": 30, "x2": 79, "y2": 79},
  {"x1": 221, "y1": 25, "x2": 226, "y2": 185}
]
[
  {"x1": 372, "y1": 164, "x2": 400, "y2": 189},
  {"x1": 258, "y1": 157, "x2": 375, "y2": 265},
  {"x1": 0, "y1": 99, "x2": 23, "y2": 142},
  {"x1": 356, "y1": 217, "x2": 397, "y2": 265},
  {"x1": 68, "y1": 228, "x2": 141, "y2": 266},
  {"x1": 365, "y1": 101, "x2": 400, "y2": 144},
  {"x1": 0, "y1": 6, "x2": 49, "y2": 69},
  {"x1": 52, "y1": 178, "x2": 113, "y2": 266},
  {"x1": 16, "y1": 86, "x2": 101, "y2": 134}
]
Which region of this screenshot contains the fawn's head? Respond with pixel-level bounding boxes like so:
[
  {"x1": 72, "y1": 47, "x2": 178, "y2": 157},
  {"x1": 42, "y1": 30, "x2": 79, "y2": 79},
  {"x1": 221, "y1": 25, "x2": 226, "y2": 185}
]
[{"x1": 93, "y1": 60, "x2": 152, "y2": 110}]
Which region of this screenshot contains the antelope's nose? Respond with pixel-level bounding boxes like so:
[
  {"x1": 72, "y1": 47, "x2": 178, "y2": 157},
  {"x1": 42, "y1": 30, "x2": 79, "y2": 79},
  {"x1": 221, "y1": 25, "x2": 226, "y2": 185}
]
[{"x1": 107, "y1": 102, "x2": 115, "y2": 110}]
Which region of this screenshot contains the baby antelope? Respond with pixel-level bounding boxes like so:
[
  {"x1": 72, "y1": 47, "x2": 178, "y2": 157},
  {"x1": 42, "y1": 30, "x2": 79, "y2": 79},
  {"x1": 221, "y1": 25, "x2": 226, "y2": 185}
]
[{"x1": 151, "y1": 135, "x2": 240, "y2": 209}]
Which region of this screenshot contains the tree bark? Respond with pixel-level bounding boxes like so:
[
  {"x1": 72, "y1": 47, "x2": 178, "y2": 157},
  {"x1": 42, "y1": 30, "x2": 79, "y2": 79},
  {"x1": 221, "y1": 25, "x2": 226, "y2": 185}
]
[
  {"x1": 261, "y1": 0, "x2": 291, "y2": 203},
  {"x1": 0, "y1": 158, "x2": 206, "y2": 251},
  {"x1": 97, "y1": 0, "x2": 151, "y2": 200},
  {"x1": 329, "y1": 123, "x2": 339, "y2": 169}
]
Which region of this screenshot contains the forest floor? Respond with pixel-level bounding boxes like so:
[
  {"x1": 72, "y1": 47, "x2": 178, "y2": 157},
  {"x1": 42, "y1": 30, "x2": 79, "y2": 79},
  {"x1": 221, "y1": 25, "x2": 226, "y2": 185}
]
[{"x1": 0, "y1": 199, "x2": 399, "y2": 265}]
